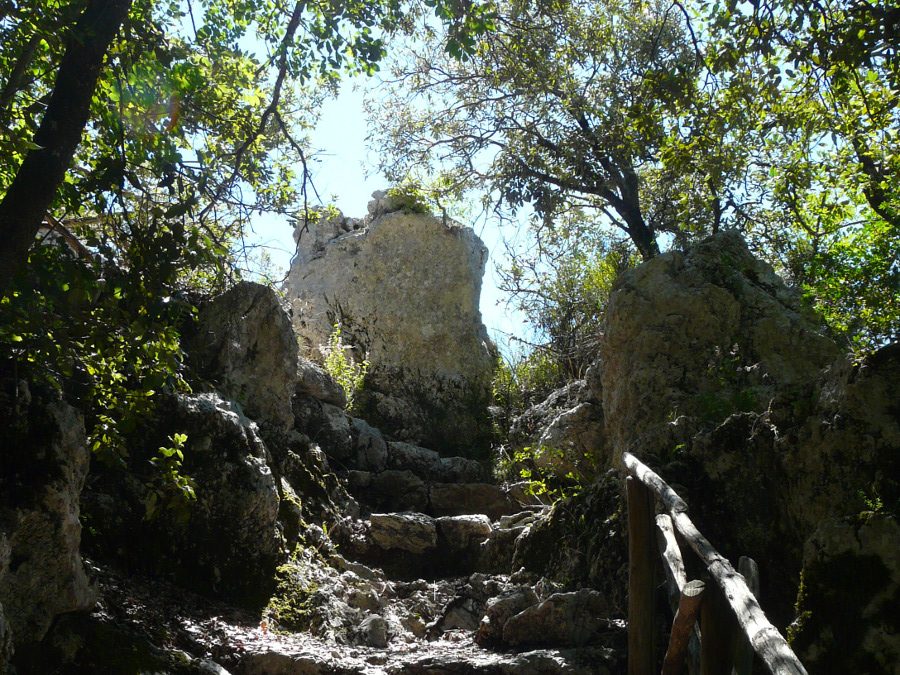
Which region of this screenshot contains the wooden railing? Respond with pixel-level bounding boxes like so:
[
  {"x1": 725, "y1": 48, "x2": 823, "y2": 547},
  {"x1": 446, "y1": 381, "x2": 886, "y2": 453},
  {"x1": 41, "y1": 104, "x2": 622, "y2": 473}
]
[{"x1": 623, "y1": 451, "x2": 807, "y2": 675}]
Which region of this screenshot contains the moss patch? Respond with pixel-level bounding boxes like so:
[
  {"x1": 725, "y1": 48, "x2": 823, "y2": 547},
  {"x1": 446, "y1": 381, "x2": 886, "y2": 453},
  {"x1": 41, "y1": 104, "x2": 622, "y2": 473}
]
[{"x1": 264, "y1": 548, "x2": 324, "y2": 632}]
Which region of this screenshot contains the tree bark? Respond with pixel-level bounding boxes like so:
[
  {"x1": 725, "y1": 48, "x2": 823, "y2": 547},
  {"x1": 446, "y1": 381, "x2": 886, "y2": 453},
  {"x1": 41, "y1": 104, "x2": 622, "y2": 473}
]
[{"x1": 0, "y1": 0, "x2": 133, "y2": 296}]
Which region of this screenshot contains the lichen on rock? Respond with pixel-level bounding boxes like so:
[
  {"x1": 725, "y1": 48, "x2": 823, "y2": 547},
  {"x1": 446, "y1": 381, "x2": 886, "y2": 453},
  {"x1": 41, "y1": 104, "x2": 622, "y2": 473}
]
[{"x1": 284, "y1": 191, "x2": 496, "y2": 456}]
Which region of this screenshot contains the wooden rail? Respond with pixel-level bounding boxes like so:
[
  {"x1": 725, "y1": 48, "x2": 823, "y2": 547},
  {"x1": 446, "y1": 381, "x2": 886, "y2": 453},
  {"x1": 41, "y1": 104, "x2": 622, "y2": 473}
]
[{"x1": 623, "y1": 452, "x2": 807, "y2": 675}]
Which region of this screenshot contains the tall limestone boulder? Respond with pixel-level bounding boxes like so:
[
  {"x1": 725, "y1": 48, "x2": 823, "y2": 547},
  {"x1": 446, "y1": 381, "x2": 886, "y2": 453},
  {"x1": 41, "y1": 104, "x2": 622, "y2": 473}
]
[
  {"x1": 187, "y1": 281, "x2": 299, "y2": 437},
  {"x1": 599, "y1": 230, "x2": 840, "y2": 467},
  {"x1": 284, "y1": 192, "x2": 496, "y2": 456},
  {"x1": 0, "y1": 387, "x2": 96, "y2": 662}
]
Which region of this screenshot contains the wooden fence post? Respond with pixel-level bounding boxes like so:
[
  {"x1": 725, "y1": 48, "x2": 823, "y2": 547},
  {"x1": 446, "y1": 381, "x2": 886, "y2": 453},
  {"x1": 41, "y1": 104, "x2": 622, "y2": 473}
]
[
  {"x1": 656, "y1": 514, "x2": 687, "y2": 610},
  {"x1": 662, "y1": 580, "x2": 706, "y2": 675},
  {"x1": 700, "y1": 580, "x2": 737, "y2": 675},
  {"x1": 627, "y1": 475, "x2": 656, "y2": 675},
  {"x1": 624, "y1": 453, "x2": 808, "y2": 675},
  {"x1": 733, "y1": 557, "x2": 760, "y2": 675}
]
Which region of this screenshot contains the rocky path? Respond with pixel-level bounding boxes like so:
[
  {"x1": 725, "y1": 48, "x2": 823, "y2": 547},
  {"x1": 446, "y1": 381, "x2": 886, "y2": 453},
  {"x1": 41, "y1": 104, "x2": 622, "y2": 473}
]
[
  {"x1": 74, "y1": 432, "x2": 625, "y2": 674},
  {"x1": 229, "y1": 436, "x2": 625, "y2": 674}
]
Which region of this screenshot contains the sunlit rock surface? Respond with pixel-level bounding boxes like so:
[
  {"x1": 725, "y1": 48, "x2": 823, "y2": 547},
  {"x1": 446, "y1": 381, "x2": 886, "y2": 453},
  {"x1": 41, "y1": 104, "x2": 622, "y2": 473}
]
[{"x1": 285, "y1": 193, "x2": 495, "y2": 456}]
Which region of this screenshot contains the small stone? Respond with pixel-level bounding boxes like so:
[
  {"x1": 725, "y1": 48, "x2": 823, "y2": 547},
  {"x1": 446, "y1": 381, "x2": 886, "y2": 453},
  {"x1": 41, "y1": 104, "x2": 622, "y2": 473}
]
[
  {"x1": 475, "y1": 586, "x2": 539, "y2": 648},
  {"x1": 502, "y1": 589, "x2": 610, "y2": 648},
  {"x1": 296, "y1": 358, "x2": 347, "y2": 408},
  {"x1": 358, "y1": 614, "x2": 388, "y2": 648},
  {"x1": 369, "y1": 512, "x2": 437, "y2": 554}
]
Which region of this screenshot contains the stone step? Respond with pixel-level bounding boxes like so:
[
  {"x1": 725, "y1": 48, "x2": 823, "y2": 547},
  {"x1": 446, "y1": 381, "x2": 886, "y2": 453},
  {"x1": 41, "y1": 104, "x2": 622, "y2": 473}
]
[
  {"x1": 334, "y1": 510, "x2": 544, "y2": 581},
  {"x1": 346, "y1": 471, "x2": 539, "y2": 520},
  {"x1": 237, "y1": 571, "x2": 624, "y2": 673},
  {"x1": 384, "y1": 441, "x2": 490, "y2": 483}
]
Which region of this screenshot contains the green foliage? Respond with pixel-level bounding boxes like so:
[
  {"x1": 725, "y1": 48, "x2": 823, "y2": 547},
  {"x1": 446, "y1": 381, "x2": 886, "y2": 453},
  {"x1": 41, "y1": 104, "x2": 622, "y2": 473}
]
[
  {"x1": 699, "y1": 0, "x2": 900, "y2": 350},
  {"x1": 492, "y1": 349, "x2": 564, "y2": 432},
  {"x1": 495, "y1": 444, "x2": 584, "y2": 504},
  {"x1": 376, "y1": 0, "x2": 899, "y2": 352},
  {"x1": 499, "y1": 218, "x2": 635, "y2": 379},
  {"x1": 798, "y1": 220, "x2": 899, "y2": 352},
  {"x1": 857, "y1": 485, "x2": 886, "y2": 517},
  {"x1": 385, "y1": 180, "x2": 432, "y2": 214},
  {"x1": 263, "y1": 546, "x2": 325, "y2": 632},
  {"x1": 145, "y1": 432, "x2": 197, "y2": 523},
  {"x1": 787, "y1": 569, "x2": 812, "y2": 646},
  {"x1": 0, "y1": 239, "x2": 193, "y2": 462},
  {"x1": 322, "y1": 323, "x2": 369, "y2": 410},
  {"x1": 0, "y1": 0, "x2": 497, "y2": 545},
  {"x1": 375, "y1": 0, "x2": 702, "y2": 259}
]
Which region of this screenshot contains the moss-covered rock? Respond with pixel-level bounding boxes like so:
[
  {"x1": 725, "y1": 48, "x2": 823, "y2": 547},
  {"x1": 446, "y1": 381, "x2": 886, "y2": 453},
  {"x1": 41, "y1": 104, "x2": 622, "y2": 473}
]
[
  {"x1": 83, "y1": 393, "x2": 282, "y2": 608},
  {"x1": 512, "y1": 472, "x2": 626, "y2": 613}
]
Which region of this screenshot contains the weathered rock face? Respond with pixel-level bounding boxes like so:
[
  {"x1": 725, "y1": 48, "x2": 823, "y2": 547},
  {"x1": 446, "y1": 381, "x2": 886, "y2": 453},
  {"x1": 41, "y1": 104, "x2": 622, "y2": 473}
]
[
  {"x1": 597, "y1": 231, "x2": 899, "y2": 650},
  {"x1": 83, "y1": 393, "x2": 282, "y2": 607},
  {"x1": 787, "y1": 343, "x2": 900, "y2": 541},
  {"x1": 0, "y1": 391, "x2": 96, "y2": 658},
  {"x1": 789, "y1": 514, "x2": 900, "y2": 674},
  {"x1": 284, "y1": 193, "x2": 496, "y2": 455},
  {"x1": 600, "y1": 231, "x2": 840, "y2": 465},
  {"x1": 512, "y1": 473, "x2": 627, "y2": 610},
  {"x1": 508, "y1": 379, "x2": 606, "y2": 482},
  {"x1": 188, "y1": 282, "x2": 299, "y2": 436}
]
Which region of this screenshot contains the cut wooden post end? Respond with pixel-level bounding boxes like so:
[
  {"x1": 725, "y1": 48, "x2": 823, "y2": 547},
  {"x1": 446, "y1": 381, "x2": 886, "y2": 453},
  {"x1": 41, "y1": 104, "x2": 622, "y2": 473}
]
[{"x1": 662, "y1": 579, "x2": 706, "y2": 675}]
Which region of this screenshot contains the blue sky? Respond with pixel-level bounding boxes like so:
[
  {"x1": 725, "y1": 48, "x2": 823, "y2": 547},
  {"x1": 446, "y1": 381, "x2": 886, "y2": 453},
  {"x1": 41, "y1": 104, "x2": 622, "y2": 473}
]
[{"x1": 248, "y1": 80, "x2": 530, "y2": 356}]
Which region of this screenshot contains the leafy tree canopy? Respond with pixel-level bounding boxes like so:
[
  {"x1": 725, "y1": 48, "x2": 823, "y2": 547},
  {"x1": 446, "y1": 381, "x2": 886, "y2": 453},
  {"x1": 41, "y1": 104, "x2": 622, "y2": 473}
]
[
  {"x1": 373, "y1": 0, "x2": 898, "y2": 353},
  {"x1": 0, "y1": 0, "x2": 492, "y2": 474}
]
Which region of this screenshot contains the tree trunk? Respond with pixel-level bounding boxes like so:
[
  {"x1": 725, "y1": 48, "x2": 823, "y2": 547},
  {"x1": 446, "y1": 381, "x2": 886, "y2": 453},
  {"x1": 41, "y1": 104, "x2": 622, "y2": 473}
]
[
  {"x1": 623, "y1": 207, "x2": 660, "y2": 262},
  {"x1": 618, "y1": 163, "x2": 660, "y2": 261},
  {"x1": 0, "y1": 0, "x2": 133, "y2": 296}
]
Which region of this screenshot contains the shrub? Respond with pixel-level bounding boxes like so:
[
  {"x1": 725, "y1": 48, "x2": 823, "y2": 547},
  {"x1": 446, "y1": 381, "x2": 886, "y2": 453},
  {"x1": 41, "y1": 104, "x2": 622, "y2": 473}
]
[{"x1": 321, "y1": 323, "x2": 368, "y2": 410}]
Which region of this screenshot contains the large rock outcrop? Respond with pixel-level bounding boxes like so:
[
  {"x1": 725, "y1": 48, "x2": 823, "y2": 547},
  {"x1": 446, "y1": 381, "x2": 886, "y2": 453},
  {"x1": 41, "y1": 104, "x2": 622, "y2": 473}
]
[
  {"x1": 284, "y1": 192, "x2": 496, "y2": 456},
  {"x1": 596, "y1": 231, "x2": 899, "y2": 662},
  {"x1": 83, "y1": 393, "x2": 282, "y2": 607},
  {"x1": 599, "y1": 231, "x2": 840, "y2": 465},
  {"x1": 0, "y1": 388, "x2": 96, "y2": 662},
  {"x1": 187, "y1": 281, "x2": 299, "y2": 436}
]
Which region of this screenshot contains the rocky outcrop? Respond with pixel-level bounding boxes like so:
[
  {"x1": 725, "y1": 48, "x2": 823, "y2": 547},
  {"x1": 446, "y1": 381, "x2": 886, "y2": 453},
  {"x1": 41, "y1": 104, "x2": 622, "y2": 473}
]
[
  {"x1": 790, "y1": 514, "x2": 899, "y2": 673},
  {"x1": 787, "y1": 343, "x2": 900, "y2": 543},
  {"x1": 284, "y1": 192, "x2": 496, "y2": 455},
  {"x1": 508, "y1": 379, "x2": 606, "y2": 482},
  {"x1": 369, "y1": 512, "x2": 437, "y2": 554},
  {"x1": 600, "y1": 231, "x2": 840, "y2": 465},
  {"x1": 188, "y1": 282, "x2": 299, "y2": 436},
  {"x1": 512, "y1": 473, "x2": 627, "y2": 609},
  {"x1": 597, "y1": 231, "x2": 898, "y2": 648},
  {"x1": 0, "y1": 390, "x2": 96, "y2": 661},
  {"x1": 83, "y1": 393, "x2": 282, "y2": 607},
  {"x1": 475, "y1": 587, "x2": 539, "y2": 647}
]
